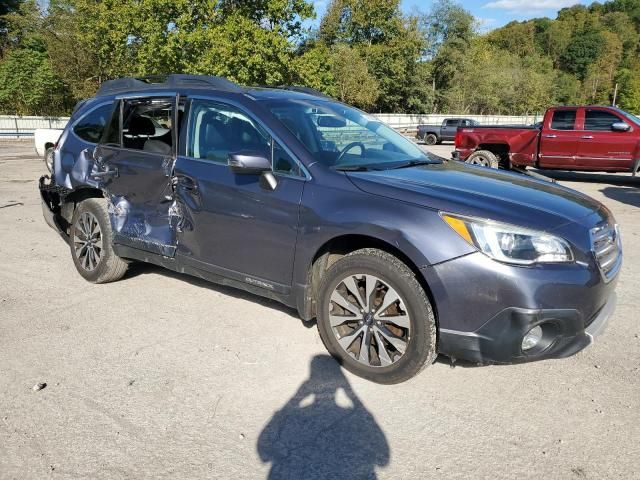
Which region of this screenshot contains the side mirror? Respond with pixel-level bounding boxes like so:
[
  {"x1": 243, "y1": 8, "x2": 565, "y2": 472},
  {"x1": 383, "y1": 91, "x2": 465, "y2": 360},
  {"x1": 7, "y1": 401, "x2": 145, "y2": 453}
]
[
  {"x1": 612, "y1": 122, "x2": 631, "y2": 132},
  {"x1": 228, "y1": 151, "x2": 272, "y2": 175}
]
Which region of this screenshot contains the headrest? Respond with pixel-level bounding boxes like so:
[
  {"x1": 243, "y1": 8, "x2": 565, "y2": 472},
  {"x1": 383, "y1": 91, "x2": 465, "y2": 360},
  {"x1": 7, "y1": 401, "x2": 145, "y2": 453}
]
[{"x1": 128, "y1": 116, "x2": 156, "y2": 136}]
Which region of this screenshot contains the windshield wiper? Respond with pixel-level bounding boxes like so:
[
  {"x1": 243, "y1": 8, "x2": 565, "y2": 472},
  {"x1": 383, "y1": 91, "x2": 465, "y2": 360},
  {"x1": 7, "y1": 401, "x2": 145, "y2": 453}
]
[{"x1": 389, "y1": 159, "x2": 439, "y2": 169}]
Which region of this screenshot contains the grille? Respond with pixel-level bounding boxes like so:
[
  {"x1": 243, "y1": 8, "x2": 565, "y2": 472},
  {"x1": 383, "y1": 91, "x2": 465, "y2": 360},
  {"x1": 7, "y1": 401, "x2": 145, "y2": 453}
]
[{"x1": 590, "y1": 223, "x2": 622, "y2": 282}]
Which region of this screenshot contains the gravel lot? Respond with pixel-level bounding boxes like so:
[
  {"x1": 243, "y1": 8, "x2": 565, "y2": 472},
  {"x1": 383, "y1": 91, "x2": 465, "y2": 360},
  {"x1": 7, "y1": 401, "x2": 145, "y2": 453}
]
[{"x1": 1, "y1": 140, "x2": 639, "y2": 479}]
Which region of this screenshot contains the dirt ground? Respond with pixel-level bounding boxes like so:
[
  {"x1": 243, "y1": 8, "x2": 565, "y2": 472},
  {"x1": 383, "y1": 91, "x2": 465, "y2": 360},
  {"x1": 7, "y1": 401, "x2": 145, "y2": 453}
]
[{"x1": 1, "y1": 139, "x2": 639, "y2": 479}]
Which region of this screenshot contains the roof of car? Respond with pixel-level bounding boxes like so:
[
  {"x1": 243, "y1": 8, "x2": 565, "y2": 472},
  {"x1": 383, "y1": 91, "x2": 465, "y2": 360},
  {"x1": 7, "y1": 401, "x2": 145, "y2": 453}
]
[{"x1": 95, "y1": 74, "x2": 330, "y2": 102}]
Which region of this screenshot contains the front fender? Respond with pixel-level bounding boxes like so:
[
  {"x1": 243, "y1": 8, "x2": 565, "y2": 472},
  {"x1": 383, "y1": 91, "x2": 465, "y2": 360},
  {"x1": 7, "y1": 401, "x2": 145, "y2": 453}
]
[{"x1": 292, "y1": 179, "x2": 475, "y2": 289}]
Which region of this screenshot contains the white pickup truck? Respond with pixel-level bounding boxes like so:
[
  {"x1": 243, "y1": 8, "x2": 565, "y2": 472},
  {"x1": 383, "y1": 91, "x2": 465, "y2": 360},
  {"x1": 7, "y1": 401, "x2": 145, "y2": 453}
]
[{"x1": 34, "y1": 128, "x2": 63, "y2": 172}]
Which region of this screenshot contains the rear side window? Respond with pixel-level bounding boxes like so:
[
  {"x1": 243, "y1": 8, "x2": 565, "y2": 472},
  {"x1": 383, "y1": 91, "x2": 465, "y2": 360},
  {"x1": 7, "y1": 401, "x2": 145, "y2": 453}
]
[
  {"x1": 550, "y1": 110, "x2": 576, "y2": 130},
  {"x1": 585, "y1": 110, "x2": 622, "y2": 131},
  {"x1": 445, "y1": 119, "x2": 458, "y2": 127},
  {"x1": 121, "y1": 98, "x2": 174, "y2": 154},
  {"x1": 73, "y1": 103, "x2": 115, "y2": 143}
]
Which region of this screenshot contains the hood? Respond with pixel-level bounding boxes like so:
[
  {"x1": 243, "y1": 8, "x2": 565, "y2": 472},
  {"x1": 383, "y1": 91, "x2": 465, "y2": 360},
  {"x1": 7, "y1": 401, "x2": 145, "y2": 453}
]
[{"x1": 346, "y1": 161, "x2": 608, "y2": 233}]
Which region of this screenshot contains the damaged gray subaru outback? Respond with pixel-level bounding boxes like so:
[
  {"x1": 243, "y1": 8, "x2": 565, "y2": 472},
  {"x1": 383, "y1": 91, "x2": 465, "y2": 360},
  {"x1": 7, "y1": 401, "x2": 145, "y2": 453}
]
[{"x1": 40, "y1": 75, "x2": 621, "y2": 383}]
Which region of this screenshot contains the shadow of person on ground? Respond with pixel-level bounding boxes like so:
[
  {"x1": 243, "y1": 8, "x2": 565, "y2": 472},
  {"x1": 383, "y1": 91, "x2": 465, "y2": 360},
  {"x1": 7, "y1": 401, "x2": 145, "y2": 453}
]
[
  {"x1": 257, "y1": 355, "x2": 389, "y2": 480},
  {"x1": 599, "y1": 186, "x2": 640, "y2": 208}
]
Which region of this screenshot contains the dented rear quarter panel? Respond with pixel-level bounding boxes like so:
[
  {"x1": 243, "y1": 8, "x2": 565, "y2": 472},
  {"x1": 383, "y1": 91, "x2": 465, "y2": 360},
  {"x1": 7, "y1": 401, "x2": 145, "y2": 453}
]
[{"x1": 455, "y1": 126, "x2": 540, "y2": 166}]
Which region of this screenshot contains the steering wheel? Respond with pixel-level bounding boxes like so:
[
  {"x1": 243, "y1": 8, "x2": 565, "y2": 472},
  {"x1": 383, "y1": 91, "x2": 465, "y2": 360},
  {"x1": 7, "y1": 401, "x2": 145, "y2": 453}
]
[{"x1": 335, "y1": 142, "x2": 366, "y2": 165}]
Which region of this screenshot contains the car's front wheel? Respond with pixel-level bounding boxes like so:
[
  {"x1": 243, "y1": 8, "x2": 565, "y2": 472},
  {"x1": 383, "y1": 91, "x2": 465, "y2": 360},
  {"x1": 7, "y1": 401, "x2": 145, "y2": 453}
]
[
  {"x1": 317, "y1": 248, "x2": 437, "y2": 384},
  {"x1": 69, "y1": 198, "x2": 128, "y2": 283}
]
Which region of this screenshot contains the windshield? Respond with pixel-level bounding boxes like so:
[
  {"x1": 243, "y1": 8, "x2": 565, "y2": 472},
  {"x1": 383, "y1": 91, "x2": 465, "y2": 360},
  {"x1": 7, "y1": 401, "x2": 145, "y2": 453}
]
[
  {"x1": 261, "y1": 98, "x2": 439, "y2": 170},
  {"x1": 617, "y1": 108, "x2": 640, "y2": 125}
]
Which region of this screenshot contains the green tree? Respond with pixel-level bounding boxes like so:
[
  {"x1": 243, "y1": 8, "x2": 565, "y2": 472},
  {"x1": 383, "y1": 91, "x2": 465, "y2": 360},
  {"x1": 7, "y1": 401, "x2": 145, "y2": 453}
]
[
  {"x1": 560, "y1": 28, "x2": 604, "y2": 80},
  {"x1": 0, "y1": 47, "x2": 68, "y2": 114},
  {"x1": 319, "y1": 0, "x2": 402, "y2": 46},
  {"x1": 186, "y1": 12, "x2": 295, "y2": 85},
  {"x1": 330, "y1": 44, "x2": 379, "y2": 108},
  {"x1": 617, "y1": 65, "x2": 640, "y2": 112},
  {"x1": 421, "y1": 0, "x2": 475, "y2": 111},
  {"x1": 291, "y1": 43, "x2": 336, "y2": 95},
  {"x1": 0, "y1": 0, "x2": 22, "y2": 54}
]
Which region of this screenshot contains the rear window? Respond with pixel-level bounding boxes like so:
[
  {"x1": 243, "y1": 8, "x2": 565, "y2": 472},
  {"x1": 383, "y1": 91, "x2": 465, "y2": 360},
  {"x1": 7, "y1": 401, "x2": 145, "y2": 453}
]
[
  {"x1": 584, "y1": 110, "x2": 622, "y2": 131},
  {"x1": 73, "y1": 103, "x2": 115, "y2": 143},
  {"x1": 550, "y1": 110, "x2": 576, "y2": 130}
]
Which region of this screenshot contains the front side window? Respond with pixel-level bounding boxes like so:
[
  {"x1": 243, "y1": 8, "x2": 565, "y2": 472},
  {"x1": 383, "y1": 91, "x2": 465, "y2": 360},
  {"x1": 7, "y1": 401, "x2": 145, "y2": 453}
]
[
  {"x1": 121, "y1": 98, "x2": 174, "y2": 154},
  {"x1": 186, "y1": 100, "x2": 303, "y2": 177},
  {"x1": 262, "y1": 98, "x2": 435, "y2": 170},
  {"x1": 187, "y1": 100, "x2": 270, "y2": 163},
  {"x1": 584, "y1": 110, "x2": 623, "y2": 131},
  {"x1": 551, "y1": 110, "x2": 576, "y2": 130},
  {"x1": 73, "y1": 103, "x2": 115, "y2": 143}
]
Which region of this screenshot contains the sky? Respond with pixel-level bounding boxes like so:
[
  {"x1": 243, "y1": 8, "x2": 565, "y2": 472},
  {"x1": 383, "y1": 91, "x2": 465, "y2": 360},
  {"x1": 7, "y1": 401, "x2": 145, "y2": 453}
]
[{"x1": 311, "y1": 0, "x2": 592, "y2": 31}]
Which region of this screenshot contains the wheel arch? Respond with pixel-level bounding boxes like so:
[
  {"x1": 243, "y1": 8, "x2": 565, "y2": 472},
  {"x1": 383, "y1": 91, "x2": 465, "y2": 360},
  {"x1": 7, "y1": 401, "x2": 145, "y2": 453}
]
[
  {"x1": 475, "y1": 144, "x2": 510, "y2": 168},
  {"x1": 60, "y1": 187, "x2": 105, "y2": 226},
  {"x1": 300, "y1": 234, "x2": 439, "y2": 329},
  {"x1": 425, "y1": 131, "x2": 440, "y2": 140},
  {"x1": 477, "y1": 143, "x2": 510, "y2": 156}
]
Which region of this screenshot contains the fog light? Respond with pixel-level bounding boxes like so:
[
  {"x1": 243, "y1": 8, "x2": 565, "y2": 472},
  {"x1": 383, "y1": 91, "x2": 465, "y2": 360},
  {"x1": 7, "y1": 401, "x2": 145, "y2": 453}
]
[{"x1": 522, "y1": 325, "x2": 543, "y2": 351}]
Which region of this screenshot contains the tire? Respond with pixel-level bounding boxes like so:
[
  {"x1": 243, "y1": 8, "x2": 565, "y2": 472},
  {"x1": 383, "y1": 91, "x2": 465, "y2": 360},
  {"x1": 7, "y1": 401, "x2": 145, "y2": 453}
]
[
  {"x1": 69, "y1": 198, "x2": 128, "y2": 283},
  {"x1": 424, "y1": 133, "x2": 438, "y2": 146},
  {"x1": 316, "y1": 248, "x2": 437, "y2": 384},
  {"x1": 465, "y1": 150, "x2": 499, "y2": 169},
  {"x1": 44, "y1": 147, "x2": 54, "y2": 173}
]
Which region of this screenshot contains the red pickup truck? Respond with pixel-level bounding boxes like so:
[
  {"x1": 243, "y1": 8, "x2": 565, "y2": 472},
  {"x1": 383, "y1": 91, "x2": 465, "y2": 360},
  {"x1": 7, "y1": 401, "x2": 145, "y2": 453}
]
[{"x1": 454, "y1": 106, "x2": 640, "y2": 175}]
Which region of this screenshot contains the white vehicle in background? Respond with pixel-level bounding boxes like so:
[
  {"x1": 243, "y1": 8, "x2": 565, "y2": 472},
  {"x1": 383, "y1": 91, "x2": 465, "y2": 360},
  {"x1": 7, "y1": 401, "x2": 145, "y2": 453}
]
[{"x1": 34, "y1": 128, "x2": 63, "y2": 172}]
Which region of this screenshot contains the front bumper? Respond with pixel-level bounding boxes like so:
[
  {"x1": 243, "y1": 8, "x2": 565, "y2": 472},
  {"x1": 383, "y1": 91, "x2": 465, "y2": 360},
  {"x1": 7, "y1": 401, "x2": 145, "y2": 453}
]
[
  {"x1": 422, "y1": 251, "x2": 619, "y2": 364},
  {"x1": 438, "y1": 293, "x2": 616, "y2": 364}
]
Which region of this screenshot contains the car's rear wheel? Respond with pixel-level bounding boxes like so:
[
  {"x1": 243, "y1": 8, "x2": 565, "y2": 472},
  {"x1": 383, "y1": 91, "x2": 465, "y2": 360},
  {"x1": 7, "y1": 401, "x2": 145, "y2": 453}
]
[
  {"x1": 44, "y1": 147, "x2": 54, "y2": 173},
  {"x1": 316, "y1": 248, "x2": 437, "y2": 384},
  {"x1": 70, "y1": 198, "x2": 128, "y2": 283},
  {"x1": 465, "y1": 149, "x2": 499, "y2": 168},
  {"x1": 424, "y1": 133, "x2": 438, "y2": 145}
]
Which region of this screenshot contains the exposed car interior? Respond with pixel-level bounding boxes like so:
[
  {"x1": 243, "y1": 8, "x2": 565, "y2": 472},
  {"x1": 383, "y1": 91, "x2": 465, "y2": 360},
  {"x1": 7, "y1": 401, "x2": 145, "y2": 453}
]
[{"x1": 122, "y1": 99, "x2": 173, "y2": 154}]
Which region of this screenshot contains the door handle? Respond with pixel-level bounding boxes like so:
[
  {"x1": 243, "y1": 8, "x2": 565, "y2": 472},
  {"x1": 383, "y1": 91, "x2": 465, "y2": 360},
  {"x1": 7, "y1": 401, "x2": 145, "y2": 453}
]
[
  {"x1": 175, "y1": 176, "x2": 198, "y2": 193},
  {"x1": 581, "y1": 135, "x2": 594, "y2": 139},
  {"x1": 544, "y1": 134, "x2": 557, "y2": 138}
]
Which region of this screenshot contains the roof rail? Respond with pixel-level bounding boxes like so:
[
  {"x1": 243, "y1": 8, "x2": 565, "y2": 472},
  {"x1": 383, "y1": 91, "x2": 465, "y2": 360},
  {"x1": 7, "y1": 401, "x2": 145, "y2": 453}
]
[
  {"x1": 278, "y1": 86, "x2": 332, "y2": 99},
  {"x1": 96, "y1": 74, "x2": 243, "y2": 96}
]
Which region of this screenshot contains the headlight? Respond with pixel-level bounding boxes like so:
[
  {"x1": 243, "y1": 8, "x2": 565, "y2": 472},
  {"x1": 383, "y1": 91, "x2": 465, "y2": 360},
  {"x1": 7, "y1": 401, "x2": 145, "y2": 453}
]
[{"x1": 441, "y1": 213, "x2": 574, "y2": 265}]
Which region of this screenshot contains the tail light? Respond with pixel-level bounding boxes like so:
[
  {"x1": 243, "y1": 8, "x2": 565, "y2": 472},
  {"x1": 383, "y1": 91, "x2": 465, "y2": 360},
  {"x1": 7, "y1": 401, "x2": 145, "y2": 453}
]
[{"x1": 454, "y1": 129, "x2": 462, "y2": 148}]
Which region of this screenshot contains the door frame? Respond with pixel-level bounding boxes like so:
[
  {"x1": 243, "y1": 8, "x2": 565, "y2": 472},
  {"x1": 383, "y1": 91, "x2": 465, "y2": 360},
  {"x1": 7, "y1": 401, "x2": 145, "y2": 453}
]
[{"x1": 95, "y1": 91, "x2": 181, "y2": 256}]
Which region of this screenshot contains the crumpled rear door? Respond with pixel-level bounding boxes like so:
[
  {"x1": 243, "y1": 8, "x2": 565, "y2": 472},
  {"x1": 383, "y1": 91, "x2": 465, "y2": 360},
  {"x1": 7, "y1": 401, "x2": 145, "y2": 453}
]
[{"x1": 93, "y1": 94, "x2": 180, "y2": 257}]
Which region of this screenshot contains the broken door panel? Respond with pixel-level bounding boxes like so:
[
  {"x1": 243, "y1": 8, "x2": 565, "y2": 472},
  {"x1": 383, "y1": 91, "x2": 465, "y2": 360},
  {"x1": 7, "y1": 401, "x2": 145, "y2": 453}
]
[
  {"x1": 94, "y1": 143, "x2": 177, "y2": 257},
  {"x1": 92, "y1": 95, "x2": 179, "y2": 257}
]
